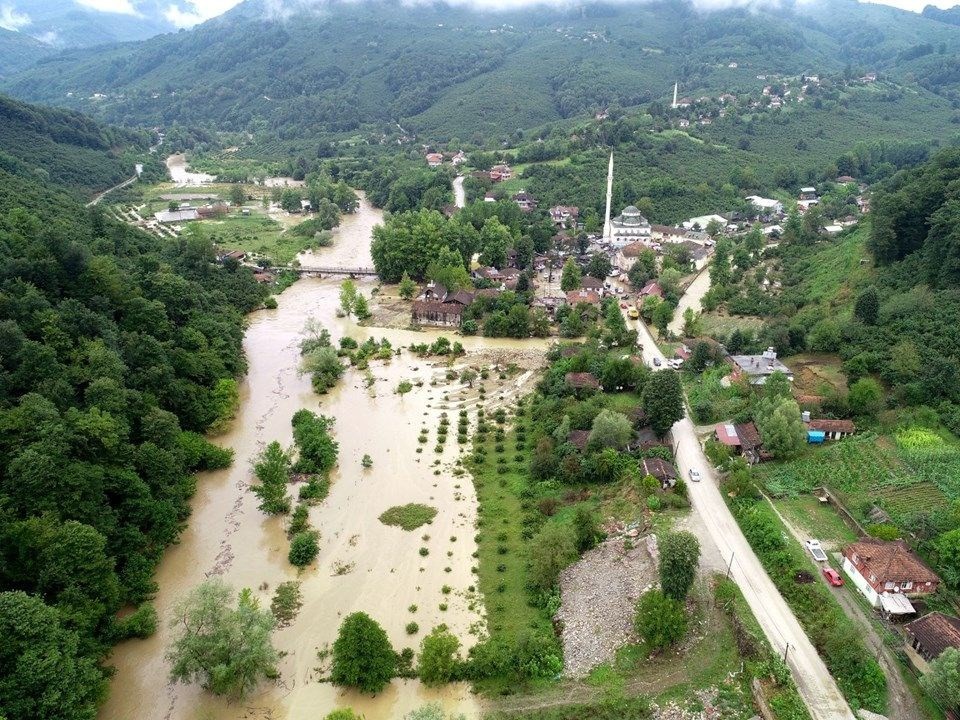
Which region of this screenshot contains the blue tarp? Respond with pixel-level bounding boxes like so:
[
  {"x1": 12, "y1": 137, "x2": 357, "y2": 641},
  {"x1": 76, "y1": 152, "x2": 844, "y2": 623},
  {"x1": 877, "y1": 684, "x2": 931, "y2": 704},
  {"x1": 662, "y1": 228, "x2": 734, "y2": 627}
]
[{"x1": 807, "y1": 430, "x2": 826, "y2": 444}]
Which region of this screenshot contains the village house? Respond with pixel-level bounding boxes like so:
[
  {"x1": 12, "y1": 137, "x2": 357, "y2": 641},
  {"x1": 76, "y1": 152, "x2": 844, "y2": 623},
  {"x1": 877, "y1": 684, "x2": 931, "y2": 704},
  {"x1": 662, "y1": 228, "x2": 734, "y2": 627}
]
[
  {"x1": 683, "y1": 214, "x2": 727, "y2": 231},
  {"x1": 728, "y1": 347, "x2": 793, "y2": 385},
  {"x1": 218, "y1": 249, "x2": 246, "y2": 263},
  {"x1": 567, "y1": 430, "x2": 591, "y2": 451},
  {"x1": 805, "y1": 417, "x2": 856, "y2": 442},
  {"x1": 566, "y1": 288, "x2": 602, "y2": 306},
  {"x1": 616, "y1": 241, "x2": 651, "y2": 271},
  {"x1": 580, "y1": 276, "x2": 605, "y2": 292},
  {"x1": 714, "y1": 421, "x2": 769, "y2": 464},
  {"x1": 411, "y1": 301, "x2": 464, "y2": 327},
  {"x1": 513, "y1": 190, "x2": 537, "y2": 212},
  {"x1": 549, "y1": 205, "x2": 579, "y2": 227},
  {"x1": 745, "y1": 195, "x2": 783, "y2": 216},
  {"x1": 490, "y1": 164, "x2": 513, "y2": 182},
  {"x1": 531, "y1": 295, "x2": 567, "y2": 318},
  {"x1": 639, "y1": 280, "x2": 663, "y2": 299},
  {"x1": 641, "y1": 457, "x2": 678, "y2": 488},
  {"x1": 426, "y1": 152, "x2": 444, "y2": 167},
  {"x1": 650, "y1": 224, "x2": 688, "y2": 244},
  {"x1": 565, "y1": 372, "x2": 601, "y2": 394},
  {"x1": 841, "y1": 538, "x2": 941, "y2": 613},
  {"x1": 155, "y1": 208, "x2": 199, "y2": 223},
  {"x1": 905, "y1": 612, "x2": 960, "y2": 662}
]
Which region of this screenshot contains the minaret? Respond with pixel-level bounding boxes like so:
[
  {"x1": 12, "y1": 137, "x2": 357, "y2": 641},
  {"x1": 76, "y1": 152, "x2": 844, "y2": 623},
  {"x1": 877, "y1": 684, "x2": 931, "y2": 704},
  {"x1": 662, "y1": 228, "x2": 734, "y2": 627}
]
[
  {"x1": 672, "y1": 82, "x2": 678, "y2": 109},
  {"x1": 602, "y1": 151, "x2": 614, "y2": 241}
]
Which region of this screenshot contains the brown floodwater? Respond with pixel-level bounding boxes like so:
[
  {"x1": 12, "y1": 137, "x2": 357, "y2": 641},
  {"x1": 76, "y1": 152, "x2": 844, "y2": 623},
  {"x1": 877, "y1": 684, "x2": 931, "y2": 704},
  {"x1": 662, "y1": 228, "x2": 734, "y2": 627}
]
[{"x1": 99, "y1": 200, "x2": 546, "y2": 720}]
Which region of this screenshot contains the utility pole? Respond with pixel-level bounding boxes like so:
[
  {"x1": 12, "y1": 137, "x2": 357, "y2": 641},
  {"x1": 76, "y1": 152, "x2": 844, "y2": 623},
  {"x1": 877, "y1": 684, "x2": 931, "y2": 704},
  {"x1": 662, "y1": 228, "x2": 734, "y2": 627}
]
[
  {"x1": 726, "y1": 551, "x2": 735, "y2": 579},
  {"x1": 783, "y1": 642, "x2": 791, "y2": 664}
]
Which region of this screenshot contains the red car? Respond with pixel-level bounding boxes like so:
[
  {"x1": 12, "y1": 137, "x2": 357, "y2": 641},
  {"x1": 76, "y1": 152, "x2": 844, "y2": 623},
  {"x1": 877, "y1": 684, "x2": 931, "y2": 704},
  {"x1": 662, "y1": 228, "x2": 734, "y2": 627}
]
[
  {"x1": 822, "y1": 567, "x2": 844, "y2": 587},
  {"x1": 619, "y1": 302, "x2": 627, "y2": 309}
]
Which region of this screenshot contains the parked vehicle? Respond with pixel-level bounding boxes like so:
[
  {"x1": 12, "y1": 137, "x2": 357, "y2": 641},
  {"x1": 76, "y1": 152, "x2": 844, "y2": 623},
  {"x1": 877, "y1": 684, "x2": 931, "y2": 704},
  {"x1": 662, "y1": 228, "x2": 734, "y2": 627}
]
[
  {"x1": 822, "y1": 567, "x2": 844, "y2": 586},
  {"x1": 628, "y1": 307, "x2": 639, "y2": 319},
  {"x1": 689, "y1": 468, "x2": 702, "y2": 482},
  {"x1": 805, "y1": 539, "x2": 828, "y2": 562},
  {"x1": 652, "y1": 357, "x2": 662, "y2": 367}
]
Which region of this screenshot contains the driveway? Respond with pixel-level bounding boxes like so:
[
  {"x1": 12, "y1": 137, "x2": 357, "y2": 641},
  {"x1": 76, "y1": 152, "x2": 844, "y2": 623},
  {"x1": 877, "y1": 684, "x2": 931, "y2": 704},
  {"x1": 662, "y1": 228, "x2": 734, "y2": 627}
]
[{"x1": 627, "y1": 312, "x2": 856, "y2": 720}]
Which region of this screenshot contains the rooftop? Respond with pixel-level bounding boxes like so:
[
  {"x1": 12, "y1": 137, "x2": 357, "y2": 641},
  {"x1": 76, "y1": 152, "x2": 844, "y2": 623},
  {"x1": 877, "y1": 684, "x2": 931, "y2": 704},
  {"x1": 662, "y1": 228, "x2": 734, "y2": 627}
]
[
  {"x1": 905, "y1": 612, "x2": 960, "y2": 659},
  {"x1": 565, "y1": 372, "x2": 601, "y2": 390},
  {"x1": 844, "y1": 539, "x2": 940, "y2": 585}
]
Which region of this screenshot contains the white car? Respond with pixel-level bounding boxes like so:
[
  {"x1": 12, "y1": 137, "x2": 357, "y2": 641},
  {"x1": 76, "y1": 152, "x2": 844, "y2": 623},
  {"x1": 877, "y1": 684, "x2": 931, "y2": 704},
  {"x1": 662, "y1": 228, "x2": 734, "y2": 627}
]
[
  {"x1": 805, "y1": 539, "x2": 828, "y2": 562},
  {"x1": 689, "y1": 468, "x2": 702, "y2": 482}
]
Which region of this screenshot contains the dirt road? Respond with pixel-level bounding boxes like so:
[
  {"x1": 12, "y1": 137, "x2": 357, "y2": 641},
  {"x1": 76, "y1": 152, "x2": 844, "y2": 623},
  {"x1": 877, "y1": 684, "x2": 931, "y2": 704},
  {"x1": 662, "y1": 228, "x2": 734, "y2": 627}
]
[
  {"x1": 668, "y1": 266, "x2": 711, "y2": 336},
  {"x1": 86, "y1": 174, "x2": 137, "y2": 207},
  {"x1": 628, "y1": 315, "x2": 856, "y2": 720},
  {"x1": 453, "y1": 176, "x2": 466, "y2": 208}
]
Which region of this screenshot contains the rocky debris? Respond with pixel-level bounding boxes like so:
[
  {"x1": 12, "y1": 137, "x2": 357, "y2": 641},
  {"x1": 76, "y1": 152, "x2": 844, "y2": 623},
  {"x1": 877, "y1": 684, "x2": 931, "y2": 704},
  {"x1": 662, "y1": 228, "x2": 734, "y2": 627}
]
[
  {"x1": 651, "y1": 687, "x2": 727, "y2": 720},
  {"x1": 857, "y1": 711, "x2": 889, "y2": 720},
  {"x1": 556, "y1": 534, "x2": 658, "y2": 677}
]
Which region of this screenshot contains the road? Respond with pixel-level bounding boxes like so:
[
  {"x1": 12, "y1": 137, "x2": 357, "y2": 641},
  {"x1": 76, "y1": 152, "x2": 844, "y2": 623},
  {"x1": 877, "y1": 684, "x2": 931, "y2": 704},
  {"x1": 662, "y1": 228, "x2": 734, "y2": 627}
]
[
  {"x1": 629, "y1": 315, "x2": 856, "y2": 720},
  {"x1": 668, "y1": 265, "x2": 711, "y2": 336},
  {"x1": 85, "y1": 174, "x2": 138, "y2": 208},
  {"x1": 763, "y1": 497, "x2": 923, "y2": 720},
  {"x1": 453, "y1": 175, "x2": 466, "y2": 208}
]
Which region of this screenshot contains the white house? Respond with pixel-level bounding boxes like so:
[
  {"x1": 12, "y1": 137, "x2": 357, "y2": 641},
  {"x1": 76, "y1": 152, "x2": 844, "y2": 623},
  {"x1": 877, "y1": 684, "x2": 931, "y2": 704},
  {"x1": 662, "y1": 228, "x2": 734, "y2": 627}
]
[
  {"x1": 745, "y1": 196, "x2": 783, "y2": 215},
  {"x1": 682, "y1": 214, "x2": 727, "y2": 231}
]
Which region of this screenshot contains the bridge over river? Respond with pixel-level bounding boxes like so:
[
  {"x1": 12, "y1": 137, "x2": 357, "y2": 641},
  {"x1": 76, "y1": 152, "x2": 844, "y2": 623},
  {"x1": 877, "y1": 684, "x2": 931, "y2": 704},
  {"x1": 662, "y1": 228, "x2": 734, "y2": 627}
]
[{"x1": 274, "y1": 265, "x2": 377, "y2": 277}]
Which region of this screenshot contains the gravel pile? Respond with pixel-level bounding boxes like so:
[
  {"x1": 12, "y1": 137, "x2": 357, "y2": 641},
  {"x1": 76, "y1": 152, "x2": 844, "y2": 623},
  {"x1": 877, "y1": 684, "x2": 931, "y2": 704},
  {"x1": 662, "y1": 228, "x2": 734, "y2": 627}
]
[{"x1": 556, "y1": 534, "x2": 658, "y2": 677}]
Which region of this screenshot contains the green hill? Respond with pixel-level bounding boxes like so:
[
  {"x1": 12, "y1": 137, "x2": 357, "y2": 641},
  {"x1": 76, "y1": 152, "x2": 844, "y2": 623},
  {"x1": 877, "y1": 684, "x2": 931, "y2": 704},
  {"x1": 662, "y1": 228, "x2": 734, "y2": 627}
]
[
  {"x1": 0, "y1": 27, "x2": 53, "y2": 77},
  {"x1": 0, "y1": 93, "x2": 155, "y2": 197},
  {"x1": 5, "y1": 0, "x2": 960, "y2": 141}
]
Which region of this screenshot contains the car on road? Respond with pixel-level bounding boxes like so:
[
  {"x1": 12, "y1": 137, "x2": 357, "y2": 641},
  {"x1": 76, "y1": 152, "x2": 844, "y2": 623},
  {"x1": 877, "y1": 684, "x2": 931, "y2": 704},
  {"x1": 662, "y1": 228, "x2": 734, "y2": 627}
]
[
  {"x1": 620, "y1": 302, "x2": 627, "y2": 309},
  {"x1": 628, "y1": 307, "x2": 639, "y2": 319},
  {"x1": 689, "y1": 468, "x2": 702, "y2": 482},
  {"x1": 805, "y1": 539, "x2": 828, "y2": 562},
  {"x1": 652, "y1": 357, "x2": 662, "y2": 367},
  {"x1": 822, "y1": 567, "x2": 844, "y2": 586}
]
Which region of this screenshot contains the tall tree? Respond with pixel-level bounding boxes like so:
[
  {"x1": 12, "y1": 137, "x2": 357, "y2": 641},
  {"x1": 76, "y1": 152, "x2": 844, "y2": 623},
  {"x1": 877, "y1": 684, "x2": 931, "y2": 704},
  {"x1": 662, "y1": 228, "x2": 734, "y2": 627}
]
[
  {"x1": 642, "y1": 369, "x2": 684, "y2": 437},
  {"x1": 251, "y1": 441, "x2": 292, "y2": 514},
  {"x1": 921, "y1": 647, "x2": 960, "y2": 712},
  {"x1": 560, "y1": 257, "x2": 582, "y2": 292},
  {"x1": 529, "y1": 523, "x2": 578, "y2": 591},
  {"x1": 658, "y1": 531, "x2": 700, "y2": 601},
  {"x1": 479, "y1": 217, "x2": 511, "y2": 268},
  {"x1": 167, "y1": 579, "x2": 278, "y2": 698},
  {"x1": 853, "y1": 286, "x2": 880, "y2": 325},
  {"x1": 330, "y1": 612, "x2": 396, "y2": 693},
  {"x1": 756, "y1": 397, "x2": 806, "y2": 459},
  {"x1": 418, "y1": 625, "x2": 460, "y2": 686},
  {"x1": 588, "y1": 409, "x2": 633, "y2": 449},
  {"x1": 339, "y1": 279, "x2": 358, "y2": 317}
]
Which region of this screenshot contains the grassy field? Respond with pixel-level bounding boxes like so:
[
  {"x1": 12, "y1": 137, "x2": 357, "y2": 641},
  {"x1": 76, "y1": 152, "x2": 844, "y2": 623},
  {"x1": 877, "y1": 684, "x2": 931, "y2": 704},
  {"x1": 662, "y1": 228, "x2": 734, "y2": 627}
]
[
  {"x1": 787, "y1": 353, "x2": 847, "y2": 399},
  {"x1": 773, "y1": 496, "x2": 858, "y2": 546},
  {"x1": 700, "y1": 312, "x2": 766, "y2": 339}
]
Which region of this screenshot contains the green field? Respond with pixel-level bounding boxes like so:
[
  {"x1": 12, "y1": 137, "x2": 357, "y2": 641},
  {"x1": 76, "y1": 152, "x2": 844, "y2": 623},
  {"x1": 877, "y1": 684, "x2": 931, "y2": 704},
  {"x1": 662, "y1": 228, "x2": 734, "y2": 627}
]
[{"x1": 754, "y1": 430, "x2": 959, "y2": 527}]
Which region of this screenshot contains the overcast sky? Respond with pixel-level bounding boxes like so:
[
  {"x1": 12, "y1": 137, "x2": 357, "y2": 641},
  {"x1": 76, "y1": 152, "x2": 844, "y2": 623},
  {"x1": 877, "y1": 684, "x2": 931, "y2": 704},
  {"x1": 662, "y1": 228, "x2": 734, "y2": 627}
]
[{"x1": 4, "y1": 0, "x2": 958, "y2": 30}]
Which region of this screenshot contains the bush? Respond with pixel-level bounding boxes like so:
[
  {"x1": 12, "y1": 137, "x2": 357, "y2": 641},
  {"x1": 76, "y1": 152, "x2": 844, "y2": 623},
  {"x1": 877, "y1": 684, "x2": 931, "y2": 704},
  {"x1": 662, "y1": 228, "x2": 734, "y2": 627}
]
[
  {"x1": 288, "y1": 530, "x2": 319, "y2": 567},
  {"x1": 112, "y1": 603, "x2": 157, "y2": 640},
  {"x1": 330, "y1": 612, "x2": 396, "y2": 693},
  {"x1": 418, "y1": 625, "x2": 461, "y2": 685},
  {"x1": 658, "y1": 531, "x2": 701, "y2": 601},
  {"x1": 634, "y1": 590, "x2": 687, "y2": 651},
  {"x1": 406, "y1": 622, "x2": 419, "y2": 635},
  {"x1": 379, "y1": 503, "x2": 438, "y2": 530},
  {"x1": 528, "y1": 523, "x2": 578, "y2": 591},
  {"x1": 270, "y1": 581, "x2": 303, "y2": 627}
]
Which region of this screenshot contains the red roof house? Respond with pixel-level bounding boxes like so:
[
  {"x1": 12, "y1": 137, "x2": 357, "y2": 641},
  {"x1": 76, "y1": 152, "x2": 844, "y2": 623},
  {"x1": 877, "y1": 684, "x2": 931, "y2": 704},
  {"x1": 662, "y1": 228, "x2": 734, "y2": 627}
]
[{"x1": 841, "y1": 539, "x2": 940, "y2": 609}]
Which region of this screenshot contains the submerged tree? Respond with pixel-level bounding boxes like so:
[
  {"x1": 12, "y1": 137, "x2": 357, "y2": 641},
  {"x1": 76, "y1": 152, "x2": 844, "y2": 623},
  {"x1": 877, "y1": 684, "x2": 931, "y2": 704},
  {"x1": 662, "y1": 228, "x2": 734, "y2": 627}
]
[
  {"x1": 167, "y1": 579, "x2": 278, "y2": 698},
  {"x1": 330, "y1": 612, "x2": 396, "y2": 693}
]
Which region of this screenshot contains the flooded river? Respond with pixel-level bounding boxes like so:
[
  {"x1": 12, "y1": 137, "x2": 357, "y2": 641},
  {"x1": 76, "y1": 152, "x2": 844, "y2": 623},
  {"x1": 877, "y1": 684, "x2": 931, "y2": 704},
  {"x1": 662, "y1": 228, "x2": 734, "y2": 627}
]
[
  {"x1": 166, "y1": 153, "x2": 216, "y2": 186},
  {"x1": 100, "y1": 198, "x2": 545, "y2": 720}
]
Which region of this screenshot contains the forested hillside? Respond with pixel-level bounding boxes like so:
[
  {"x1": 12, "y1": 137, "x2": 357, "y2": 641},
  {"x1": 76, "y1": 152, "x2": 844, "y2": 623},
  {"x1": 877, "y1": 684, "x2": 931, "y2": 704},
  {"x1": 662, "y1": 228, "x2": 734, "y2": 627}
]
[
  {"x1": 0, "y1": 93, "x2": 156, "y2": 197},
  {"x1": 0, "y1": 27, "x2": 52, "y2": 77},
  {"x1": 0, "y1": 102, "x2": 268, "y2": 720},
  {"x1": 6, "y1": 0, "x2": 960, "y2": 141}
]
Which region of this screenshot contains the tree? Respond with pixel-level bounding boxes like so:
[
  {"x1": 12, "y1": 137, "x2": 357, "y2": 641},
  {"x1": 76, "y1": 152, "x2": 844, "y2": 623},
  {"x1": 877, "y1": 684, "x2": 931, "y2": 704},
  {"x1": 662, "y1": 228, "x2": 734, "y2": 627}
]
[
  {"x1": 710, "y1": 238, "x2": 732, "y2": 288},
  {"x1": 229, "y1": 184, "x2": 246, "y2": 207},
  {"x1": 634, "y1": 590, "x2": 687, "y2": 651},
  {"x1": 529, "y1": 523, "x2": 578, "y2": 591},
  {"x1": 339, "y1": 279, "x2": 358, "y2": 316},
  {"x1": 560, "y1": 257, "x2": 582, "y2": 292},
  {"x1": 756, "y1": 397, "x2": 806, "y2": 459},
  {"x1": 854, "y1": 286, "x2": 879, "y2": 325},
  {"x1": 330, "y1": 612, "x2": 395, "y2": 693},
  {"x1": 398, "y1": 271, "x2": 417, "y2": 300},
  {"x1": 0, "y1": 591, "x2": 105, "y2": 720},
  {"x1": 653, "y1": 300, "x2": 675, "y2": 338},
  {"x1": 167, "y1": 579, "x2": 278, "y2": 698},
  {"x1": 681, "y1": 308, "x2": 702, "y2": 338},
  {"x1": 479, "y1": 217, "x2": 511, "y2": 268},
  {"x1": 764, "y1": 370, "x2": 792, "y2": 401},
  {"x1": 288, "y1": 530, "x2": 319, "y2": 567},
  {"x1": 588, "y1": 409, "x2": 633, "y2": 449},
  {"x1": 688, "y1": 341, "x2": 713, "y2": 373},
  {"x1": 628, "y1": 250, "x2": 657, "y2": 288},
  {"x1": 585, "y1": 253, "x2": 612, "y2": 280},
  {"x1": 572, "y1": 507, "x2": 600, "y2": 553},
  {"x1": 460, "y1": 368, "x2": 477, "y2": 388},
  {"x1": 251, "y1": 441, "x2": 292, "y2": 514},
  {"x1": 642, "y1": 370, "x2": 684, "y2": 437},
  {"x1": 921, "y1": 647, "x2": 960, "y2": 711},
  {"x1": 354, "y1": 294, "x2": 370, "y2": 320},
  {"x1": 848, "y1": 377, "x2": 883, "y2": 417},
  {"x1": 936, "y1": 529, "x2": 960, "y2": 591},
  {"x1": 418, "y1": 625, "x2": 460, "y2": 685},
  {"x1": 658, "y1": 531, "x2": 700, "y2": 601}
]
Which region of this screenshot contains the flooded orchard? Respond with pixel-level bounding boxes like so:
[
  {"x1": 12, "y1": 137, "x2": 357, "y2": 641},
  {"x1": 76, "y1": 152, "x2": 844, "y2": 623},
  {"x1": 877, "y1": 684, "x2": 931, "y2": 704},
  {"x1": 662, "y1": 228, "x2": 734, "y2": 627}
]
[{"x1": 99, "y1": 197, "x2": 544, "y2": 720}]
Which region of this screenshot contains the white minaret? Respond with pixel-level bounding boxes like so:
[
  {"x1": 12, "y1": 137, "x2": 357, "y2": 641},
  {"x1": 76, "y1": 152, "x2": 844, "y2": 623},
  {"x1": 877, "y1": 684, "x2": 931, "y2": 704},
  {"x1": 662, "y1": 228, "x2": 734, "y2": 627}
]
[
  {"x1": 602, "y1": 151, "x2": 614, "y2": 241},
  {"x1": 672, "y1": 82, "x2": 678, "y2": 109}
]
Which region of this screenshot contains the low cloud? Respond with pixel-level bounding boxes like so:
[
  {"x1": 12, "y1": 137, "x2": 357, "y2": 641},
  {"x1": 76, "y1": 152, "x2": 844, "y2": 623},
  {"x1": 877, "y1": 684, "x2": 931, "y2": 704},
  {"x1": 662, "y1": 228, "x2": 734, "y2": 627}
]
[
  {"x1": 165, "y1": 0, "x2": 240, "y2": 26},
  {"x1": 0, "y1": 4, "x2": 31, "y2": 31},
  {"x1": 74, "y1": 0, "x2": 140, "y2": 15}
]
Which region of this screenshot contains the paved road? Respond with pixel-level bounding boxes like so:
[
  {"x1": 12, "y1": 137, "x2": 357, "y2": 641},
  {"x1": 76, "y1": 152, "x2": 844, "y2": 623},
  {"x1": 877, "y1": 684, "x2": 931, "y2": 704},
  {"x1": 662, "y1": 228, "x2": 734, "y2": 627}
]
[
  {"x1": 668, "y1": 265, "x2": 711, "y2": 336},
  {"x1": 86, "y1": 174, "x2": 138, "y2": 207},
  {"x1": 628, "y1": 315, "x2": 856, "y2": 720},
  {"x1": 453, "y1": 175, "x2": 466, "y2": 209}
]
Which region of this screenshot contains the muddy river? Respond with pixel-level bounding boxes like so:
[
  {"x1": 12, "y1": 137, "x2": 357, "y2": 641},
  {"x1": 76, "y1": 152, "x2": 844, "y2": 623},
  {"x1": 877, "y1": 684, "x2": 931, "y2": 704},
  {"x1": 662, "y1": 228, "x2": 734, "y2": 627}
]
[
  {"x1": 100, "y1": 199, "x2": 546, "y2": 720},
  {"x1": 166, "y1": 153, "x2": 216, "y2": 186}
]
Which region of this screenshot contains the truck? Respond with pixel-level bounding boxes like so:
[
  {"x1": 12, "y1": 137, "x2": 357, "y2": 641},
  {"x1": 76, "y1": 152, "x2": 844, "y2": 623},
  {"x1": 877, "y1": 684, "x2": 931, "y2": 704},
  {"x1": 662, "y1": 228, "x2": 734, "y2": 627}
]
[{"x1": 627, "y1": 307, "x2": 639, "y2": 319}]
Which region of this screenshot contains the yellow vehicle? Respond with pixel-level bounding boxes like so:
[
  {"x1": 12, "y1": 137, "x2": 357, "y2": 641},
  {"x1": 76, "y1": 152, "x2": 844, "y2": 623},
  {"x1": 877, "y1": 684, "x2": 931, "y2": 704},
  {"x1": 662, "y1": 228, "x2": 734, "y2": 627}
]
[{"x1": 627, "y1": 307, "x2": 639, "y2": 319}]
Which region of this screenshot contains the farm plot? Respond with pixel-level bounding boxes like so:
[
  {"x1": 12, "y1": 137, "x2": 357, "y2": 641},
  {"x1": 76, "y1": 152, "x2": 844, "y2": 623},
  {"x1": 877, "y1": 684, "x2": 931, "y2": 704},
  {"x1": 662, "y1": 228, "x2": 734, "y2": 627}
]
[{"x1": 755, "y1": 431, "x2": 956, "y2": 526}]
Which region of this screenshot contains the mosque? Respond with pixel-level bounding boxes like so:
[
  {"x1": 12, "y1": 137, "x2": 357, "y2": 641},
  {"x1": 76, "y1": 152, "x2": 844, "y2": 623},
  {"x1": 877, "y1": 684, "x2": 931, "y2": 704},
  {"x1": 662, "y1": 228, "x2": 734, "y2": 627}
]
[{"x1": 602, "y1": 152, "x2": 651, "y2": 248}]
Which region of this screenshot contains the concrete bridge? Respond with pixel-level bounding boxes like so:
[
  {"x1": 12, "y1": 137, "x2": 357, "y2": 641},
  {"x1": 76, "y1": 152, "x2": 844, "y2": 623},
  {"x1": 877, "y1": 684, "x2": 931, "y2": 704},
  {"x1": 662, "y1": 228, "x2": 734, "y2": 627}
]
[{"x1": 276, "y1": 266, "x2": 378, "y2": 278}]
